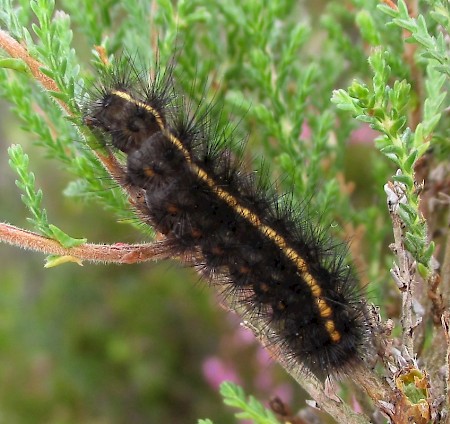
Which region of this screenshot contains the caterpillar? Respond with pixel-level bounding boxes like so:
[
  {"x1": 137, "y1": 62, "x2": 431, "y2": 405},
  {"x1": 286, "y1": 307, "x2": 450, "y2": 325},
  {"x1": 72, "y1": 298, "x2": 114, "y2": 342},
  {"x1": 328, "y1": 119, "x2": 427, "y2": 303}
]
[{"x1": 84, "y1": 57, "x2": 369, "y2": 378}]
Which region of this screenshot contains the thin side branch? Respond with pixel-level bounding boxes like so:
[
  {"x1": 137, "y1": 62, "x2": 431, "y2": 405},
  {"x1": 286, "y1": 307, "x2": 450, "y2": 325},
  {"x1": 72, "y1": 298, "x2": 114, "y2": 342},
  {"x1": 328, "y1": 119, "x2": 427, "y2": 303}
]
[
  {"x1": 0, "y1": 29, "x2": 64, "y2": 109},
  {"x1": 385, "y1": 178, "x2": 417, "y2": 357},
  {"x1": 442, "y1": 312, "x2": 450, "y2": 414},
  {"x1": 0, "y1": 222, "x2": 171, "y2": 264}
]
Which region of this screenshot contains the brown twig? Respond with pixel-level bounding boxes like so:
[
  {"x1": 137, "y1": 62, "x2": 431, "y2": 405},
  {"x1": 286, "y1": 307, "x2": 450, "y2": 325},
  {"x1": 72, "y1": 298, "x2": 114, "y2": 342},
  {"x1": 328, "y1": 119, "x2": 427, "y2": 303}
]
[
  {"x1": 385, "y1": 177, "x2": 417, "y2": 358},
  {"x1": 381, "y1": 0, "x2": 397, "y2": 10},
  {"x1": 443, "y1": 227, "x2": 450, "y2": 306},
  {"x1": 0, "y1": 29, "x2": 67, "y2": 111},
  {"x1": 442, "y1": 312, "x2": 450, "y2": 416},
  {"x1": 429, "y1": 273, "x2": 445, "y2": 325},
  {"x1": 0, "y1": 222, "x2": 172, "y2": 264}
]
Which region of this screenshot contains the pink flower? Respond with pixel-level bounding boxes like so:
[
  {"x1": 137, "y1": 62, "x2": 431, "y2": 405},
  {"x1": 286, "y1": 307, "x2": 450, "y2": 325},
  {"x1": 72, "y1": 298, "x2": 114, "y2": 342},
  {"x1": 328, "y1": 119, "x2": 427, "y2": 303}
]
[{"x1": 202, "y1": 357, "x2": 241, "y2": 390}]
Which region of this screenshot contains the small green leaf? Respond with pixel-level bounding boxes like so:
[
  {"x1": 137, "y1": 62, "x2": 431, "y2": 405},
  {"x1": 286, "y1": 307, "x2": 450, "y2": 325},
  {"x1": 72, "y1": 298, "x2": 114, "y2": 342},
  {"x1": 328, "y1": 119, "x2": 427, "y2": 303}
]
[
  {"x1": 403, "y1": 149, "x2": 418, "y2": 174},
  {"x1": 422, "y1": 241, "x2": 435, "y2": 264},
  {"x1": 220, "y1": 382, "x2": 279, "y2": 424},
  {"x1": 398, "y1": 207, "x2": 415, "y2": 227},
  {"x1": 48, "y1": 224, "x2": 87, "y2": 248},
  {"x1": 377, "y1": 4, "x2": 399, "y2": 18},
  {"x1": 416, "y1": 142, "x2": 430, "y2": 158},
  {"x1": 392, "y1": 173, "x2": 414, "y2": 190},
  {"x1": 399, "y1": 203, "x2": 418, "y2": 220},
  {"x1": 44, "y1": 254, "x2": 84, "y2": 268},
  {"x1": 48, "y1": 90, "x2": 70, "y2": 102},
  {"x1": 356, "y1": 10, "x2": 381, "y2": 45},
  {"x1": 417, "y1": 262, "x2": 429, "y2": 279},
  {"x1": 0, "y1": 58, "x2": 29, "y2": 73}
]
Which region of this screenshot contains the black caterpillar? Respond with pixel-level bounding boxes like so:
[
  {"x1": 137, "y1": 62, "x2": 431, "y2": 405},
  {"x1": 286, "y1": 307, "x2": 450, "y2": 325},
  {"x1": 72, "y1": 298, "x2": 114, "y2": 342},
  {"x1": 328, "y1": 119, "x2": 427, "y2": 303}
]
[{"x1": 84, "y1": 59, "x2": 368, "y2": 378}]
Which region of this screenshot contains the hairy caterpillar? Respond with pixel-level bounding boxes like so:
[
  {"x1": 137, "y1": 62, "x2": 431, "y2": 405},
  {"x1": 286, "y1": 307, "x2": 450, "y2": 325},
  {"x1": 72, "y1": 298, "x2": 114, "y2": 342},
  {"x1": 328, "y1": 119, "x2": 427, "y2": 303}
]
[{"x1": 83, "y1": 57, "x2": 369, "y2": 378}]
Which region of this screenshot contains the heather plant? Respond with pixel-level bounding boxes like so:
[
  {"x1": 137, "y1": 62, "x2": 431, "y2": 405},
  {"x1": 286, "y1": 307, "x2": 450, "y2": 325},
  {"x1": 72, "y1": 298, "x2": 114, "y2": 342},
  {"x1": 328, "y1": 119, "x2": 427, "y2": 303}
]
[{"x1": 0, "y1": 0, "x2": 448, "y2": 423}]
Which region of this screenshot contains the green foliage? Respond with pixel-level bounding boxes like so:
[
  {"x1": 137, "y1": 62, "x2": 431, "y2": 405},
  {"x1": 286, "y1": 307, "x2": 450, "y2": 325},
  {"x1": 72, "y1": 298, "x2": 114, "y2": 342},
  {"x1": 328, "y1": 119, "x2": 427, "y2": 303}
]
[
  {"x1": 8, "y1": 144, "x2": 86, "y2": 248},
  {"x1": 332, "y1": 0, "x2": 450, "y2": 274},
  {"x1": 0, "y1": 0, "x2": 448, "y2": 422},
  {"x1": 7, "y1": 143, "x2": 51, "y2": 237},
  {"x1": 219, "y1": 382, "x2": 280, "y2": 424},
  {"x1": 379, "y1": 0, "x2": 450, "y2": 75}
]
